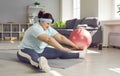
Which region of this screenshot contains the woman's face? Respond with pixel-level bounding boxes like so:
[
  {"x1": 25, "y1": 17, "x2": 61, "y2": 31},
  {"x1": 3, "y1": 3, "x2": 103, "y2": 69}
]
[{"x1": 40, "y1": 21, "x2": 51, "y2": 30}]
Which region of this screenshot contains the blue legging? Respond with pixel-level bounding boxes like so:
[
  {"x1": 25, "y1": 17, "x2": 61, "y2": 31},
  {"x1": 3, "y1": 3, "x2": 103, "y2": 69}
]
[{"x1": 17, "y1": 47, "x2": 79, "y2": 67}]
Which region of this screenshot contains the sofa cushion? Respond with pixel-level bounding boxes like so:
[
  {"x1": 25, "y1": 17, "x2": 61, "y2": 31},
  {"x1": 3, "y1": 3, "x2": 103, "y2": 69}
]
[
  {"x1": 66, "y1": 18, "x2": 77, "y2": 29},
  {"x1": 74, "y1": 19, "x2": 83, "y2": 27},
  {"x1": 81, "y1": 17, "x2": 100, "y2": 27}
]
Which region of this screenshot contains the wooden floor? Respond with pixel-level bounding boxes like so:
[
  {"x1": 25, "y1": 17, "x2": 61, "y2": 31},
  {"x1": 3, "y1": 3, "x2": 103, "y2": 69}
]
[{"x1": 0, "y1": 41, "x2": 120, "y2": 76}]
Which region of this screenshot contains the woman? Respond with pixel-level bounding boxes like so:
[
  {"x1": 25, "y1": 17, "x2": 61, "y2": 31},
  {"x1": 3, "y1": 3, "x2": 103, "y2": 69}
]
[{"x1": 17, "y1": 11, "x2": 87, "y2": 72}]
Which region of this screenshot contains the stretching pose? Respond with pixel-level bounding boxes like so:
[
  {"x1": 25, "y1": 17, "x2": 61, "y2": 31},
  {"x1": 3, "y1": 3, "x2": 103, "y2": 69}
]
[{"x1": 17, "y1": 11, "x2": 87, "y2": 72}]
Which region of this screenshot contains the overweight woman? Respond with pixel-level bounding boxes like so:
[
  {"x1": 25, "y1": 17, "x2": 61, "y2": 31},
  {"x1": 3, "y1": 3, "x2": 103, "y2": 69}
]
[{"x1": 17, "y1": 11, "x2": 87, "y2": 73}]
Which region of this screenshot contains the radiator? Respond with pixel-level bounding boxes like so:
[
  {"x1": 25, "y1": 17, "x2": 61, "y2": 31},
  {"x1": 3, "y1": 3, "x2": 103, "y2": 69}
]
[{"x1": 109, "y1": 32, "x2": 120, "y2": 47}]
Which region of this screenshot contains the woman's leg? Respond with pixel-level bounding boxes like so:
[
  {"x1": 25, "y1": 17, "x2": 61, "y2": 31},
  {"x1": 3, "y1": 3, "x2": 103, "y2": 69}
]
[
  {"x1": 41, "y1": 47, "x2": 79, "y2": 59},
  {"x1": 17, "y1": 48, "x2": 39, "y2": 67},
  {"x1": 17, "y1": 48, "x2": 51, "y2": 72}
]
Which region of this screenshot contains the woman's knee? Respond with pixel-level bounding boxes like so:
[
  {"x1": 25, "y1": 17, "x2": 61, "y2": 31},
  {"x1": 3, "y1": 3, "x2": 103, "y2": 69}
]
[
  {"x1": 17, "y1": 50, "x2": 39, "y2": 67},
  {"x1": 17, "y1": 52, "x2": 30, "y2": 63}
]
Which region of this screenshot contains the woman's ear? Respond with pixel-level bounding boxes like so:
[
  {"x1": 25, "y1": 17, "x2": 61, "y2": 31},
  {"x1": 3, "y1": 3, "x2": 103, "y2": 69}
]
[{"x1": 52, "y1": 20, "x2": 54, "y2": 23}]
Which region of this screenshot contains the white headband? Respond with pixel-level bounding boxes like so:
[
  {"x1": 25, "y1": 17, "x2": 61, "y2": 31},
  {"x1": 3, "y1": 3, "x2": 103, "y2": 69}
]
[{"x1": 39, "y1": 18, "x2": 52, "y2": 23}]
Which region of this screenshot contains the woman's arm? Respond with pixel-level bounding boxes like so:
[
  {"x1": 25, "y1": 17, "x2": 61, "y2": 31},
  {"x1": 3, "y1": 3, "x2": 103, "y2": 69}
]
[
  {"x1": 37, "y1": 34, "x2": 71, "y2": 52},
  {"x1": 53, "y1": 33, "x2": 79, "y2": 49}
]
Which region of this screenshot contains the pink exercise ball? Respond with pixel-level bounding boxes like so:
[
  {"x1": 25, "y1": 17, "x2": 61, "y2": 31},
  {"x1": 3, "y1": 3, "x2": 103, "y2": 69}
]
[{"x1": 69, "y1": 28, "x2": 92, "y2": 50}]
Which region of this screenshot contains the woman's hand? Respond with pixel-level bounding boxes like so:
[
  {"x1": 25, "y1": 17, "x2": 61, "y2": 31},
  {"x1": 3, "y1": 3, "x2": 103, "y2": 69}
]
[
  {"x1": 72, "y1": 44, "x2": 85, "y2": 50},
  {"x1": 62, "y1": 47, "x2": 72, "y2": 52}
]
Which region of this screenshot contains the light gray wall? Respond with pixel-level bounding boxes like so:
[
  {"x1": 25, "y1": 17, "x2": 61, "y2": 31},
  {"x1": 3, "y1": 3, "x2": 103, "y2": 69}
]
[
  {"x1": 80, "y1": 0, "x2": 112, "y2": 20},
  {"x1": 80, "y1": 0, "x2": 98, "y2": 18},
  {"x1": 0, "y1": 0, "x2": 60, "y2": 23}
]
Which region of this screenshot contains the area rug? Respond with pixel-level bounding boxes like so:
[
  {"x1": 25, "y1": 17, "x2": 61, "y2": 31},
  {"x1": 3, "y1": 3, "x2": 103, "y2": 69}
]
[
  {"x1": 0, "y1": 50, "x2": 82, "y2": 69},
  {"x1": 48, "y1": 58, "x2": 82, "y2": 69}
]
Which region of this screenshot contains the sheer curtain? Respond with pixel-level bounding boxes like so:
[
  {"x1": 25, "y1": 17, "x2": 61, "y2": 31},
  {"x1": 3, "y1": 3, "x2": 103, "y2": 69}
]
[{"x1": 73, "y1": 0, "x2": 80, "y2": 19}]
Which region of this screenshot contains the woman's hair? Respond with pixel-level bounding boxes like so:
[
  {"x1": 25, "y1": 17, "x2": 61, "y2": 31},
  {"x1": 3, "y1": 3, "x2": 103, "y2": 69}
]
[{"x1": 38, "y1": 11, "x2": 54, "y2": 23}]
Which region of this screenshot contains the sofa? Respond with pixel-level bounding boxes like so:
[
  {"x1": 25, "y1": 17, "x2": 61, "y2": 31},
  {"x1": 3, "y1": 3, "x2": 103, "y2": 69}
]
[{"x1": 55, "y1": 17, "x2": 103, "y2": 49}]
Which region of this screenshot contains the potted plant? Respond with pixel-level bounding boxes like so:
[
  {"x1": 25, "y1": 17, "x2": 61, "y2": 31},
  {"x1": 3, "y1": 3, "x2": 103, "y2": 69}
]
[
  {"x1": 52, "y1": 21, "x2": 66, "y2": 28},
  {"x1": 34, "y1": 1, "x2": 40, "y2": 7},
  {"x1": 117, "y1": 4, "x2": 120, "y2": 15}
]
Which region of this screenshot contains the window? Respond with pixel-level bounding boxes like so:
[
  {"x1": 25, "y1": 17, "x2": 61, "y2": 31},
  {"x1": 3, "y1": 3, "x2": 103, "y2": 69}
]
[
  {"x1": 73, "y1": 0, "x2": 80, "y2": 19},
  {"x1": 113, "y1": 0, "x2": 120, "y2": 18}
]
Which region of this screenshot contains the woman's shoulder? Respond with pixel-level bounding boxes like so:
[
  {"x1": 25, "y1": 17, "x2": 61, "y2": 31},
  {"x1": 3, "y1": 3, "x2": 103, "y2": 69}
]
[
  {"x1": 32, "y1": 22, "x2": 39, "y2": 26},
  {"x1": 31, "y1": 22, "x2": 41, "y2": 28}
]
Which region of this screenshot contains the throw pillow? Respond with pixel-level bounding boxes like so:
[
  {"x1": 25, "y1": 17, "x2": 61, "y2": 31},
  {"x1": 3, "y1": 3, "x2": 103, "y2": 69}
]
[
  {"x1": 74, "y1": 19, "x2": 83, "y2": 28},
  {"x1": 81, "y1": 17, "x2": 100, "y2": 27},
  {"x1": 66, "y1": 18, "x2": 77, "y2": 29}
]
